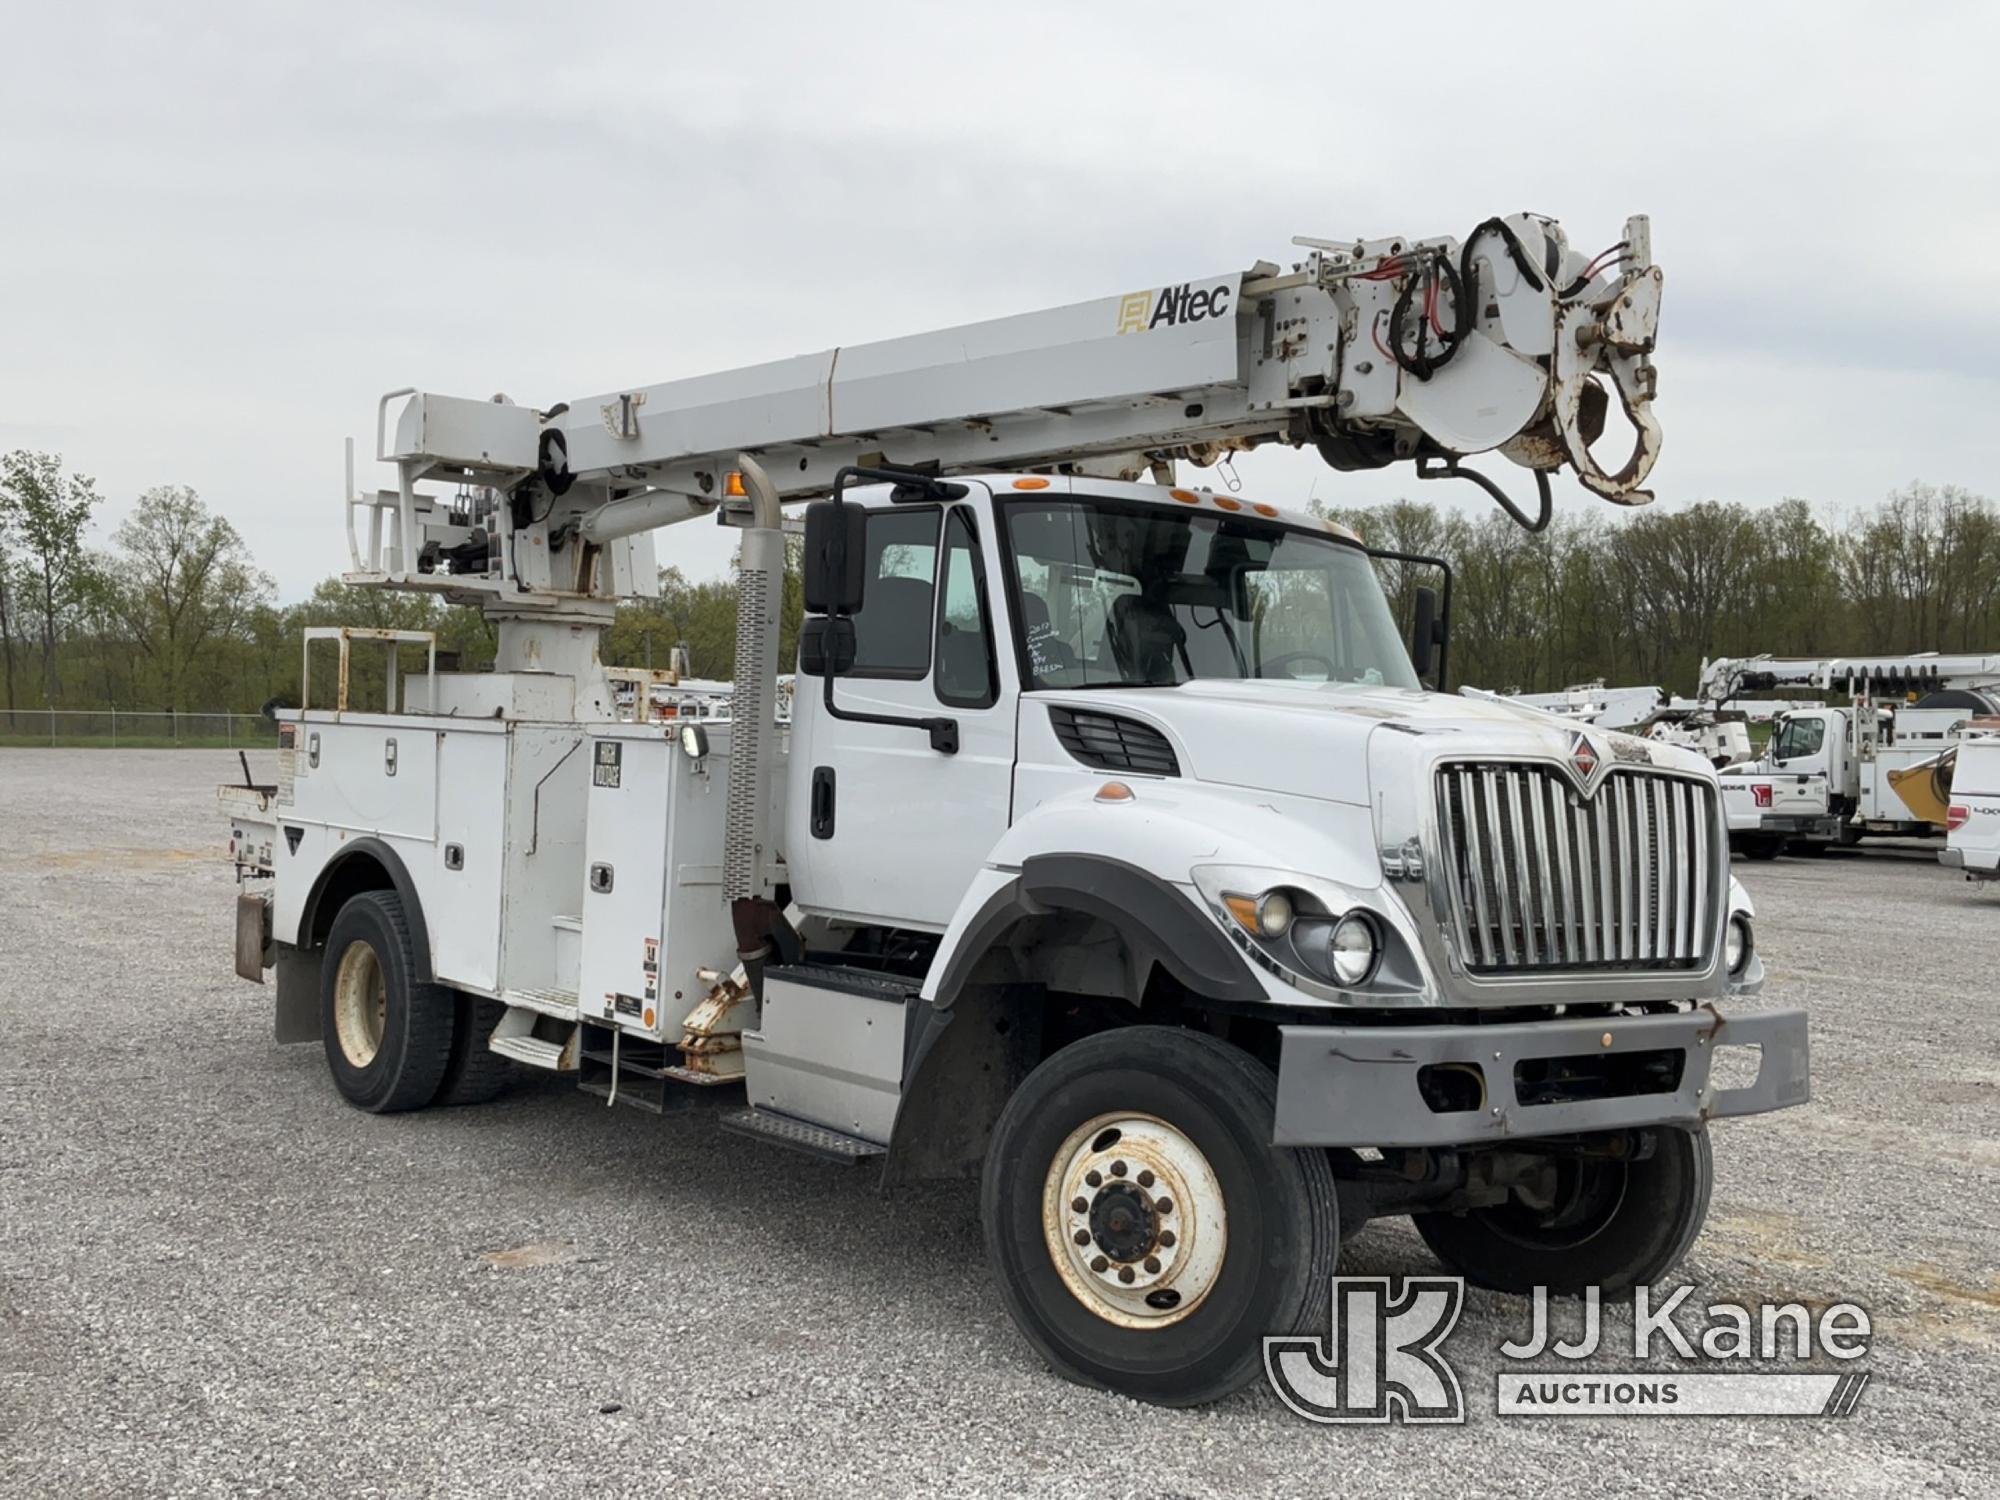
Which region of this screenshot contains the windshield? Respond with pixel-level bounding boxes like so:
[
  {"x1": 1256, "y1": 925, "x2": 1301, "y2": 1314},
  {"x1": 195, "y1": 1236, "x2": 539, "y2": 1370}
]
[{"x1": 1003, "y1": 497, "x2": 1420, "y2": 691}]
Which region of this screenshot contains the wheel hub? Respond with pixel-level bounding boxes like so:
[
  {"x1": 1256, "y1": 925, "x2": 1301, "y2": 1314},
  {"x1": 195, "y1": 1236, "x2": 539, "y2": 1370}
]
[
  {"x1": 1041, "y1": 1113, "x2": 1227, "y2": 1329},
  {"x1": 1089, "y1": 1182, "x2": 1158, "y2": 1262},
  {"x1": 332, "y1": 940, "x2": 388, "y2": 1069}
]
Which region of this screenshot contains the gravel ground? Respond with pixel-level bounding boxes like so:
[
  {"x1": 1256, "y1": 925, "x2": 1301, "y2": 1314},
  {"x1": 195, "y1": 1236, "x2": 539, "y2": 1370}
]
[{"x1": 2, "y1": 749, "x2": 1997, "y2": 1498}]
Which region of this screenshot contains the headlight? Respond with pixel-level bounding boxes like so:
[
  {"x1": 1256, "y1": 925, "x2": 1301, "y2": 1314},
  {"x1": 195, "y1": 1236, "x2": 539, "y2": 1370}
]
[
  {"x1": 1222, "y1": 888, "x2": 1296, "y2": 939},
  {"x1": 1726, "y1": 915, "x2": 1752, "y2": 975},
  {"x1": 1327, "y1": 913, "x2": 1379, "y2": 986},
  {"x1": 1255, "y1": 890, "x2": 1293, "y2": 938}
]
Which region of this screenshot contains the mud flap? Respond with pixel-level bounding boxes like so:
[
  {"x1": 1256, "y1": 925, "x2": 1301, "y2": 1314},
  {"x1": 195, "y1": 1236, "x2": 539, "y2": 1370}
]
[{"x1": 273, "y1": 944, "x2": 320, "y2": 1045}]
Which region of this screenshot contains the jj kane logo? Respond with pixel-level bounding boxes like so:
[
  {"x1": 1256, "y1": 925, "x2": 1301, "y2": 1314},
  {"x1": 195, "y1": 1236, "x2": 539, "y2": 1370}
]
[
  {"x1": 1117, "y1": 280, "x2": 1234, "y2": 335},
  {"x1": 1266, "y1": 1277, "x2": 1873, "y2": 1424}
]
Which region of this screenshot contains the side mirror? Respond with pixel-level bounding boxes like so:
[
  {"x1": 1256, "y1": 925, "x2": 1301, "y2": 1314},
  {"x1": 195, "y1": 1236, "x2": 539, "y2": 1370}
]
[
  {"x1": 1411, "y1": 585, "x2": 1445, "y2": 680},
  {"x1": 799, "y1": 616, "x2": 857, "y2": 677},
  {"x1": 803, "y1": 501, "x2": 867, "y2": 615}
]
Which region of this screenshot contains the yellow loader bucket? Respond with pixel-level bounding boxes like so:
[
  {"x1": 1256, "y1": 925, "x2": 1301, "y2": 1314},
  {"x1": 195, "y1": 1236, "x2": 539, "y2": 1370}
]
[{"x1": 1887, "y1": 751, "x2": 1953, "y2": 828}]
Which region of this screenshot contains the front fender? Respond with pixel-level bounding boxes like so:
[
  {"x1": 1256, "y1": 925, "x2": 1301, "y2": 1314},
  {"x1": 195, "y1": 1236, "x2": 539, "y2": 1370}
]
[{"x1": 919, "y1": 781, "x2": 1389, "y2": 1008}]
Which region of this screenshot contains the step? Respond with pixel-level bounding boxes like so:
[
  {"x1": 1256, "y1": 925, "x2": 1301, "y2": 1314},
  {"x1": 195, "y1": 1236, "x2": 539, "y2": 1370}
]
[
  {"x1": 717, "y1": 1107, "x2": 885, "y2": 1165},
  {"x1": 502, "y1": 987, "x2": 580, "y2": 1022},
  {"x1": 491, "y1": 1034, "x2": 572, "y2": 1070}
]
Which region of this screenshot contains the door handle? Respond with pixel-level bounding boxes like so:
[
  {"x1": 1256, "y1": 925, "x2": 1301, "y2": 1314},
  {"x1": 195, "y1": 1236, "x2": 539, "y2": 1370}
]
[{"x1": 811, "y1": 766, "x2": 836, "y2": 840}]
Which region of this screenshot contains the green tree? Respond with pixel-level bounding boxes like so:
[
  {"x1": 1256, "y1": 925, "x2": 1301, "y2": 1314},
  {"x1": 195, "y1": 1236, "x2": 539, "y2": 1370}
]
[
  {"x1": 0, "y1": 450, "x2": 98, "y2": 706},
  {"x1": 108, "y1": 486, "x2": 274, "y2": 711}
]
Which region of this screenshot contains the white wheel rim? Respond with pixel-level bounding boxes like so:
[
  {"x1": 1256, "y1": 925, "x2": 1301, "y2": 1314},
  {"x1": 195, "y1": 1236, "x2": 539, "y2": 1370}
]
[
  {"x1": 332, "y1": 940, "x2": 388, "y2": 1068},
  {"x1": 1041, "y1": 1111, "x2": 1227, "y2": 1329}
]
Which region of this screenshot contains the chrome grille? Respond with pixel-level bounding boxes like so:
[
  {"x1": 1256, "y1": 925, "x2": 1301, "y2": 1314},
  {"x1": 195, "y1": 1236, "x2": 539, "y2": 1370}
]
[{"x1": 1434, "y1": 763, "x2": 1717, "y2": 974}]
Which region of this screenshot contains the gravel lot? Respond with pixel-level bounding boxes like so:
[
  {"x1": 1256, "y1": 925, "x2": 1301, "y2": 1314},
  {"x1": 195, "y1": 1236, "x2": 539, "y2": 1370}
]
[{"x1": 3, "y1": 749, "x2": 1997, "y2": 1498}]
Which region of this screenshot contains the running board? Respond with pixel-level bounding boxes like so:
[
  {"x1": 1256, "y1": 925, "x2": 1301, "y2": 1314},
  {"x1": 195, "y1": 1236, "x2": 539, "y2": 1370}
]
[{"x1": 717, "y1": 1107, "x2": 885, "y2": 1165}]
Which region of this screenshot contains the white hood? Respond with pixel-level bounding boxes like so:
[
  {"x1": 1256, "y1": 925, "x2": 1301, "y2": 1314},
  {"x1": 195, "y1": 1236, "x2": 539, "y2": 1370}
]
[{"x1": 1047, "y1": 680, "x2": 1714, "y2": 806}]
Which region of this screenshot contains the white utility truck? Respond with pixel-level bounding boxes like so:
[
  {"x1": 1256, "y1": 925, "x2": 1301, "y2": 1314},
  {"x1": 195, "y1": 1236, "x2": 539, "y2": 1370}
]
[
  {"x1": 222, "y1": 214, "x2": 1805, "y2": 1406},
  {"x1": 1496, "y1": 682, "x2": 1755, "y2": 768},
  {"x1": 1703, "y1": 654, "x2": 2000, "y2": 858}
]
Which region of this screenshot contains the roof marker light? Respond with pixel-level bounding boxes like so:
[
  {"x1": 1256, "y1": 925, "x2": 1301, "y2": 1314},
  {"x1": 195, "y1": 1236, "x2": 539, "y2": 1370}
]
[{"x1": 1012, "y1": 477, "x2": 1052, "y2": 490}]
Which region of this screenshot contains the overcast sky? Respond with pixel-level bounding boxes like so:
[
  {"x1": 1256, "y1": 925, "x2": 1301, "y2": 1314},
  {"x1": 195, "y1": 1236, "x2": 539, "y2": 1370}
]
[{"x1": 4, "y1": 1, "x2": 1995, "y2": 599}]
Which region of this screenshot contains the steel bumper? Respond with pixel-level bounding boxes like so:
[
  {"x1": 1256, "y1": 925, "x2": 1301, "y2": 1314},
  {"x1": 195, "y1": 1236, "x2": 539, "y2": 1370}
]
[{"x1": 1272, "y1": 1006, "x2": 1809, "y2": 1148}]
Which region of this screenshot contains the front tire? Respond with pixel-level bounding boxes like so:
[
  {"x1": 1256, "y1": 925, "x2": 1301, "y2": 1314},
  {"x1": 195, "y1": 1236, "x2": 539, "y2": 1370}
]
[
  {"x1": 1414, "y1": 1128, "x2": 1712, "y2": 1296},
  {"x1": 981, "y1": 1026, "x2": 1338, "y2": 1406},
  {"x1": 320, "y1": 891, "x2": 456, "y2": 1114}
]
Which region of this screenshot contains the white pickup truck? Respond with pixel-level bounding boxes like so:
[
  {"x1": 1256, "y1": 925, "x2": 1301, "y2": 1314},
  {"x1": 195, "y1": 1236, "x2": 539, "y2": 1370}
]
[
  {"x1": 1721, "y1": 766, "x2": 1832, "y2": 860},
  {"x1": 1943, "y1": 735, "x2": 2000, "y2": 879}
]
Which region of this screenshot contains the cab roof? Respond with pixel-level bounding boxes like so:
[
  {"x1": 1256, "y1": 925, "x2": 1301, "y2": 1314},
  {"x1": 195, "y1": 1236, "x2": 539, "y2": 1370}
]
[{"x1": 860, "y1": 472, "x2": 1364, "y2": 545}]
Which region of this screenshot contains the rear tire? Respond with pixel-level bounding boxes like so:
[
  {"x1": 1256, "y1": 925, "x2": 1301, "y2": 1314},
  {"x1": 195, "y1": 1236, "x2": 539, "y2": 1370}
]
[
  {"x1": 981, "y1": 1026, "x2": 1339, "y2": 1407},
  {"x1": 1414, "y1": 1128, "x2": 1712, "y2": 1296},
  {"x1": 320, "y1": 891, "x2": 456, "y2": 1114},
  {"x1": 1735, "y1": 834, "x2": 1782, "y2": 861},
  {"x1": 433, "y1": 995, "x2": 515, "y2": 1106}
]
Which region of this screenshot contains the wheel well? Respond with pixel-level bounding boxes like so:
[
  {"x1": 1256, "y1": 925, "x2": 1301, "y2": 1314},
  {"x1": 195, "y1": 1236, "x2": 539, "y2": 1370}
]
[
  {"x1": 297, "y1": 839, "x2": 434, "y2": 982},
  {"x1": 882, "y1": 905, "x2": 1287, "y2": 1186}
]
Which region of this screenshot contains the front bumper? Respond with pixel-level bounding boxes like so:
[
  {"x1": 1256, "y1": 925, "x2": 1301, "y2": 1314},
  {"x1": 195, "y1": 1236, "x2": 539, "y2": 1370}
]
[{"x1": 1272, "y1": 1006, "x2": 1809, "y2": 1147}]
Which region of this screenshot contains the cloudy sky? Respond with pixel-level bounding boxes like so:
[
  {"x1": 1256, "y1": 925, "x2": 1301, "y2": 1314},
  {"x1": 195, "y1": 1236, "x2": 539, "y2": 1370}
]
[{"x1": 4, "y1": 1, "x2": 1995, "y2": 599}]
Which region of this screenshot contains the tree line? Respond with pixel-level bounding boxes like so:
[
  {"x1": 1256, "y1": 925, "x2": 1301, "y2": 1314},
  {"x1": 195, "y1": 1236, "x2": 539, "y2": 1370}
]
[
  {"x1": 1328, "y1": 482, "x2": 2000, "y2": 693},
  {"x1": 2, "y1": 445, "x2": 1993, "y2": 720}
]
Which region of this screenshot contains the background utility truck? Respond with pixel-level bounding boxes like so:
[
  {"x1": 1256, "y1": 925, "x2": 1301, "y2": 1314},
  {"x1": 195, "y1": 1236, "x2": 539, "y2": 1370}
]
[
  {"x1": 1704, "y1": 654, "x2": 2000, "y2": 858},
  {"x1": 222, "y1": 213, "x2": 1806, "y2": 1406}
]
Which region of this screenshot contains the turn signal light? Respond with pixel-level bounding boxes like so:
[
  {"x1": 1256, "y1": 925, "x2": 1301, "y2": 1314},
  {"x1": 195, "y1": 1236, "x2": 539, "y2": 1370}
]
[{"x1": 724, "y1": 471, "x2": 747, "y2": 497}]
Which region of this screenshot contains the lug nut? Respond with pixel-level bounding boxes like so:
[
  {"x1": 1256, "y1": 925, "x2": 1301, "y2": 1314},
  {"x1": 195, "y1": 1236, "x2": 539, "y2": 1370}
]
[
  {"x1": 1111, "y1": 1160, "x2": 1127, "y2": 1178},
  {"x1": 1144, "y1": 1256, "x2": 1162, "y2": 1274},
  {"x1": 1118, "y1": 1267, "x2": 1136, "y2": 1284},
  {"x1": 1159, "y1": 1230, "x2": 1177, "y2": 1248},
  {"x1": 1071, "y1": 1196, "x2": 1088, "y2": 1214},
  {"x1": 1073, "y1": 1229, "x2": 1091, "y2": 1246},
  {"x1": 1085, "y1": 1170, "x2": 1103, "y2": 1187},
  {"x1": 1137, "y1": 1169, "x2": 1155, "y2": 1188},
  {"x1": 1091, "y1": 1255, "x2": 1109, "y2": 1273},
  {"x1": 1155, "y1": 1198, "x2": 1173, "y2": 1216}
]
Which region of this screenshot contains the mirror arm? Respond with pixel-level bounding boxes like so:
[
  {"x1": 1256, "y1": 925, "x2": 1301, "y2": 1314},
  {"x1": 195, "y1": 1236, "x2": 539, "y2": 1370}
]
[{"x1": 1367, "y1": 545, "x2": 1454, "y2": 693}]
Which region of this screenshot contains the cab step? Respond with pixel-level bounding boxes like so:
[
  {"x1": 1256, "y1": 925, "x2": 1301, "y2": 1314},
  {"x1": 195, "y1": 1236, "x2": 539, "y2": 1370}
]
[
  {"x1": 489, "y1": 1004, "x2": 578, "y2": 1071},
  {"x1": 491, "y1": 1034, "x2": 572, "y2": 1069},
  {"x1": 717, "y1": 1106, "x2": 885, "y2": 1165},
  {"x1": 501, "y1": 986, "x2": 581, "y2": 1022}
]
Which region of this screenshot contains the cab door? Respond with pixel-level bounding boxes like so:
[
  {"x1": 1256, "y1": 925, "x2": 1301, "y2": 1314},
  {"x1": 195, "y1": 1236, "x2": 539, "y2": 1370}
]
[{"x1": 787, "y1": 497, "x2": 1016, "y2": 929}]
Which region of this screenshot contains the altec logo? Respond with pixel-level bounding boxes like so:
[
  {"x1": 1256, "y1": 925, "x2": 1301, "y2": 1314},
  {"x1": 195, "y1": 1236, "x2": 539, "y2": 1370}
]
[{"x1": 1116, "y1": 281, "x2": 1234, "y2": 335}]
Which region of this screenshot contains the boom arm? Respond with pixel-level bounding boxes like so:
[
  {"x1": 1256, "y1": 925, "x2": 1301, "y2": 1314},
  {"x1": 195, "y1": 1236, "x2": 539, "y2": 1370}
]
[
  {"x1": 352, "y1": 211, "x2": 1663, "y2": 606},
  {"x1": 1699, "y1": 653, "x2": 2000, "y2": 703}
]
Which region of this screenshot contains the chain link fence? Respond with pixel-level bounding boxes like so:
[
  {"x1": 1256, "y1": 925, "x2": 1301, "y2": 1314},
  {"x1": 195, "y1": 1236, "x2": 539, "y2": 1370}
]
[{"x1": 0, "y1": 710, "x2": 280, "y2": 748}]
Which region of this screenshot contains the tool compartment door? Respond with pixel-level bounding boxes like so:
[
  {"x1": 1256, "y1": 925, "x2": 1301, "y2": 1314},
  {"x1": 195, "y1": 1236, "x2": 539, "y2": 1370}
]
[{"x1": 578, "y1": 731, "x2": 671, "y2": 1029}]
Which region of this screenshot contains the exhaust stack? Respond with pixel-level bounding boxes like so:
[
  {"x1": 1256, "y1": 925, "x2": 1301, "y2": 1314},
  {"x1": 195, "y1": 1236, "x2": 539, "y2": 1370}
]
[{"x1": 722, "y1": 455, "x2": 786, "y2": 976}]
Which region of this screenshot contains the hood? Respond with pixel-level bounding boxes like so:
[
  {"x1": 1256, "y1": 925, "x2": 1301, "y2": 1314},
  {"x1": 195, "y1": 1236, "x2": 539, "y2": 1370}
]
[{"x1": 1044, "y1": 680, "x2": 1714, "y2": 805}]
